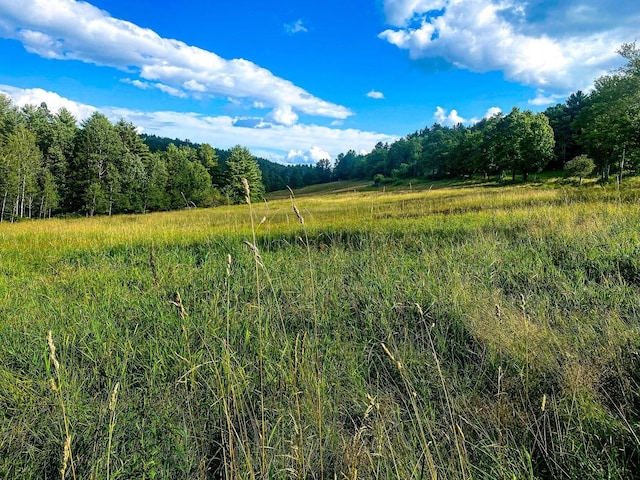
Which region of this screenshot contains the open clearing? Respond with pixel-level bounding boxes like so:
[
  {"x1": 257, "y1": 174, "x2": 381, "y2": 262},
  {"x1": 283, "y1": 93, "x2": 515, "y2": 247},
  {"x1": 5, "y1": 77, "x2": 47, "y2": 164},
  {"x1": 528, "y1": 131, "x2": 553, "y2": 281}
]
[{"x1": 2, "y1": 179, "x2": 640, "y2": 479}]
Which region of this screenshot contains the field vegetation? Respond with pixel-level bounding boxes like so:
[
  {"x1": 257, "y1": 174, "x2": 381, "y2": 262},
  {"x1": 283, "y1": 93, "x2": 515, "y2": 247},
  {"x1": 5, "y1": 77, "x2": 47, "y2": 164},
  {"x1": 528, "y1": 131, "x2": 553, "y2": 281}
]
[{"x1": 1, "y1": 177, "x2": 640, "y2": 479}]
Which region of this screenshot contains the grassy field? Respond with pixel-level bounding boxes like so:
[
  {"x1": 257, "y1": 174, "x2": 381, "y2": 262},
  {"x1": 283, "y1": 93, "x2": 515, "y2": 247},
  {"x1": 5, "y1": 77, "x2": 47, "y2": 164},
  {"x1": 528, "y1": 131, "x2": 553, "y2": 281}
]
[{"x1": 1, "y1": 178, "x2": 640, "y2": 479}]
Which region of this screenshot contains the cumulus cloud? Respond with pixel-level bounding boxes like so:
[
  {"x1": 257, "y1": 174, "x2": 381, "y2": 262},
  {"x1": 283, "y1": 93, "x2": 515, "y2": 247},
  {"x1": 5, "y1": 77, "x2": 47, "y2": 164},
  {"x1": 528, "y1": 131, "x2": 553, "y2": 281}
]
[
  {"x1": 285, "y1": 146, "x2": 332, "y2": 165},
  {"x1": 366, "y1": 90, "x2": 385, "y2": 99},
  {"x1": 528, "y1": 90, "x2": 565, "y2": 106},
  {"x1": 483, "y1": 106, "x2": 502, "y2": 118},
  {"x1": 379, "y1": 0, "x2": 634, "y2": 93},
  {"x1": 470, "y1": 106, "x2": 503, "y2": 124},
  {"x1": 284, "y1": 19, "x2": 308, "y2": 35},
  {"x1": 0, "y1": 84, "x2": 393, "y2": 163},
  {"x1": 0, "y1": 84, "x2": 96, "y2": 120},
  {"x1": 383, "y1": 0, "x2": 447, "y2": 27},
  {"x1": 0, "y1": 0, "x2": 351, "y2": 124},
  {"x1": 267, "y1": 104, "x2": 299, "y2": 126},
  {"x1": 433, "y1": 106, "x2": 465, "y2": 125}
]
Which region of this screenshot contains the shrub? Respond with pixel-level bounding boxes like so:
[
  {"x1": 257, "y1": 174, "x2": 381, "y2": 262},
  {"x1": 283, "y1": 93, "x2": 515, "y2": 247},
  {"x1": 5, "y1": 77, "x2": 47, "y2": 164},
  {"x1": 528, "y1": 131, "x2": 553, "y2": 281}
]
[{"x1": 565, "y1": 155, "x2": 595, "y2": 184}]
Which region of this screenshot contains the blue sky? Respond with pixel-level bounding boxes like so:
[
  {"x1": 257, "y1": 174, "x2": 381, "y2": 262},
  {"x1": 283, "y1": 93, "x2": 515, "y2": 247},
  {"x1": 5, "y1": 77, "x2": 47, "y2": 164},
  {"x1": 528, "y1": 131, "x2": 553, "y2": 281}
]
[{"x1": 0, "y1": 0, "x2": 637, "y2": 164}]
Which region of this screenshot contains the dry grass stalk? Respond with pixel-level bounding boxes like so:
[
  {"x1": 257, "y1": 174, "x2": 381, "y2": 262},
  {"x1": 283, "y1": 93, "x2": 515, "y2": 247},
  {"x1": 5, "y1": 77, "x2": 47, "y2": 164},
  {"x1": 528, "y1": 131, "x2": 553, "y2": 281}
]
[
  {"x1": 47, "y1": 331, "x2": 77, "y2": 480},
  {"x1": 106, "y1": 382, "x2": 120, "y2": 480},
  {"x1": 61, "y1": 435, "x2": 71, "y2": 479},
  {"x1": 47, "y1": 330, "x2": 60, "y2": 372},
  {"x1": 380, "y1": 339, "x2": 437, "y2": 479},
  {"x1": 293, "y1": 205, "x2": 304, "y2": 224},
  {"x1": 381, "y1": 342, "x2": 402, "y2": 370},
  {"x1": 286, "y1": 186, "x2": 305, "y2": 224},
  {"x1": 241, "y1": 178, "x2": 267, "y2": 478},
  {"x1": 286, "y1": 186, "x2": 323, "y2": 476},
  {"x1": 416, "y1": 303, "x2": 470, "y2": 480},
  {"x1": 243, "y1": 241, "x2": 264, "y2": 268},
  {"x1": 242, "y1": 178, "x2": 251, "y2": 204},
  {"x1": 171, "y1": 291, "x2": 187, "y2": 321}
]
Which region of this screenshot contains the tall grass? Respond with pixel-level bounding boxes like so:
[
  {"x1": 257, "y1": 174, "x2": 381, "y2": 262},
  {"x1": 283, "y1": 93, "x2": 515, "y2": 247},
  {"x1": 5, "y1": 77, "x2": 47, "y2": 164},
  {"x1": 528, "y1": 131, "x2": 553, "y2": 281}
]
[{"x1": 1, "y1": 180, "x2": 639, "y2": 478}]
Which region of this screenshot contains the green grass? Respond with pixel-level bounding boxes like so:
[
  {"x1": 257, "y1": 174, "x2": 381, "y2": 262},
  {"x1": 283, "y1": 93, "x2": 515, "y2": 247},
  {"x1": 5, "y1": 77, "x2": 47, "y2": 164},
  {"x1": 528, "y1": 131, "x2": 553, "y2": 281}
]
[{"x1": 1, "y1": 178, "x2": 640, "y2": 479}]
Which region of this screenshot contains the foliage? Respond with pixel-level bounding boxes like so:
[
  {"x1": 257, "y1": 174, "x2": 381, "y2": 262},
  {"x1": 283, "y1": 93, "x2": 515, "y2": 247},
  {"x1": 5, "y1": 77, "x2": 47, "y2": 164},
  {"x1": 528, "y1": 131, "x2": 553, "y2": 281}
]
[
  {"x1": 328, "y1": 44, "x2": 637, "y2": 185},
  {"x1": 1, "y1": 125, "x2": 42, "y2": 220},
  {"x1": 544, "y1": 91, "x2": 588, "y2": 167},
  {"x1": 574, "y1": 42, "x2": 640, "y2": 180},
  {"x1": 224, "y1": 145, "x2": 264, "y2": 203},
  {"x1": 164, "y1": 143, "x2": 212, "y2": 209},
  {"x1": 565, "y1": 155, "x2": 595, "y2": 183},
  {"x1": 0, "y1": 97, "x2": 271, "y2": 219},
  {"x1": 0, "y1": 41, "x2": 639, "y2": 221}
]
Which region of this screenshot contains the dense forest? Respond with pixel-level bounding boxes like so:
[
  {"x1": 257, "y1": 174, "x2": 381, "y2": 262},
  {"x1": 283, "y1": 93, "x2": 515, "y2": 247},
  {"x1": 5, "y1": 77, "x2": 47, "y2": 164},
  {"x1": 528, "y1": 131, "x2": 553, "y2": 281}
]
[{"x1": 1, "y1": 43, "x2": 638, "y2": 221}]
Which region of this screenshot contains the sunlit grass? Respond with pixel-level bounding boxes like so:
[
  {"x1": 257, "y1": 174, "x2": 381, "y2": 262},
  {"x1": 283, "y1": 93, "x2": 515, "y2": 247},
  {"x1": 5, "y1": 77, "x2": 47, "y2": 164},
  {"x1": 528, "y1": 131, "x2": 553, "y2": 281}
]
[{"x1": 1, "y1": 179, "x2": 640, "y2": 478}]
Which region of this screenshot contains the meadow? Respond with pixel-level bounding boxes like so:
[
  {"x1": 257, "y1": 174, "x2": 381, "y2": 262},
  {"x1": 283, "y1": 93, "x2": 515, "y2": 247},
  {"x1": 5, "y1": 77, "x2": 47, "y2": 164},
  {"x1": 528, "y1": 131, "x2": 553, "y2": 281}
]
[{"x1": 1, "y1": 177, "x2": 640, "y2": 479}]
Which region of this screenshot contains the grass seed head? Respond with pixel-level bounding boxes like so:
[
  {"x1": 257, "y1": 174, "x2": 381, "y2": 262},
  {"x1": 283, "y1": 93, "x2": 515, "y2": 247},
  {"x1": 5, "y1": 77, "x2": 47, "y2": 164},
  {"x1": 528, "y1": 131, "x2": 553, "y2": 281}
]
[
  {"x1": 243, "y1": 240, "x2": 264, "y2": 267},
  {"x1": 241, "y1": 178, "x2": 251, "y2": 203},
  {"x1": 293, "y1": 205, "x2": 304, "y2": 224},
  {"x1": 60, "y1": 435, "x2": 71, "y2": 478},
  {"x1": 47, "y1": 330, "x2": 60, "y2": 372},
  {"x1": 109, "y1": 382, "x2": 120, "y2": 412},
  {"x1": 171, "y1": 292, "x2": 187, "y2": 319}
]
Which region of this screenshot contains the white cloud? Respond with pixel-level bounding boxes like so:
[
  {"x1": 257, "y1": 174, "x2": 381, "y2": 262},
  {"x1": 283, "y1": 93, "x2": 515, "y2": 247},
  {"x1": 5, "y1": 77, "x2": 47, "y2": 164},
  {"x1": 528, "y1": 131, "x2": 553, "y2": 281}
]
[
  {"x1": 154, "y1": 83, "x2": 188, "y2": 98},
  {"x1": 0, "y1": 84, "x2": 394, "y2": 163},
  {"x1": 267, "y1": 104, "x2": 299, "y2": 126},
  {"x1": 483, "y1": 106, "x2": 502, "y2": 118},
  {"x1": 120, "y1": 78, "x2": 187, "y2": 98},
  {"x1": 122, "y1": 78, "x2": 188, "y2": 98},
  {"x1": 183, "y1": 79, "x2": 207, "y2": 93},
  {"x1": 384, "y1": 0, "x2": 447, "y2": 27},
  {"x1": 284, "y1": 19, "x2": 308, "y2": 35},
  {"x1": 379, "y1": 0, "x2": 632, "y2": 93},
  {"x1": 0, "y1": 0, "x2": 351, "y2": 123},
  {"x1": 0, "y1": 84, "x2": 96, "y2": 120},
  {"x1": 470, "y1": 106, "x2": 503, "y2": 124},
  {"x1": 433, "y1": 106, "x2": 465, "y2": 125},
  {"x1": 366, "y1": 90, "x2": 385, "y2": 99},
  {"x1": 285, "y1": 146, "x2": 332, "y2": 165},
  {"x1": 122, "y1": 78, "x2": 149, "y2": 90},
  {"x1": 528, "y1": 90, "x2": 565, "y2": 106}
]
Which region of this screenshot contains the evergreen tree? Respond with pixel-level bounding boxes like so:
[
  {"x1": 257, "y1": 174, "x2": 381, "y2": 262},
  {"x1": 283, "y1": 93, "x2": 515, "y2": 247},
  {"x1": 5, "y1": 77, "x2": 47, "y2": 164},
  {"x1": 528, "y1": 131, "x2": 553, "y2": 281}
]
[
  {"x1": 197, "y1": 143, "x2": 221, "y2": 186},
  {"x1": 71, "y1": 112, "x2": 122, "y2": 215},
  {"x1": 225, "y1": 145, "x2": 264, "y2": 202},
  {"x1": 164, "y1": 144, "x2": 212, "y2": 208},
  {"x1": 114, "y1": 119, "x2": 150, "y2": 213},
  {"x1": 141, "y1": 151, "x2": 169, "y2": 212},
  {"x1": 50, "y1": 108, "x2": 78, "y2": 212}
]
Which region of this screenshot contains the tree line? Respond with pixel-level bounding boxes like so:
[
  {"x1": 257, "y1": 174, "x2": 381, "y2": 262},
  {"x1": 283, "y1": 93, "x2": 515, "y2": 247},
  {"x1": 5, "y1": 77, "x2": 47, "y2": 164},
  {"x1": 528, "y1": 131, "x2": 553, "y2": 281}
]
[
  {"x1": 141, "y1": 134, "x2": 335, "y2": 193},
  {"x1": 1, "y1": 43, "x2": 638, "y2": 221},
  {"x1": 0, "y1": 101, "x2": 271, "y2": 221}
]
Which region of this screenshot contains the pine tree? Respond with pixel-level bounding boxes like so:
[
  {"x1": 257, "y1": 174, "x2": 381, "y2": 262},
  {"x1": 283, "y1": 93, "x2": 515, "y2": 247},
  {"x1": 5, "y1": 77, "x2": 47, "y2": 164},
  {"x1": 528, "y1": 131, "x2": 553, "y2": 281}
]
[{"x1": 225, "y1": 145, "x2": 264, "y2": 203}]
